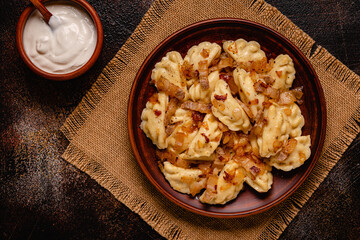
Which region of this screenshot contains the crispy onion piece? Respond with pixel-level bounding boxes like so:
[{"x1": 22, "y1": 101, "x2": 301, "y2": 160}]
[
  {"x1": 206, "y1": 174, "x2": 218, "y2": 193},
  {"x1": 234, "y1": 154, "x2": 265, "y2": 178},
  {"x1": 215, "y1": 146, "x2": 226, "y2": 156},
  {"x1": 249, "y1": 99, "x2": 259, "y2": 105},
  {"x1": 199, "y1": 189, "x2": 213, "y2": 202},
  {"x1": 214, "y1": 94, "x2": 227, "y2": 101},
  {"x1": 235, "y1": 98, "x2": 254, "y2": 119},
  {"x1": 218, "y1": 122, "x2": 229, "y2": 132},
  {"x1": 173, "y1": 132, "x2": 186, "y2": 149},
  {"x1": 299, "y1": 152, "x2": 307, "y2": 163},
  {"x1": 218, "y1": 56, "x2": 234, "y2": 69},
  {"x1": 275, "y1": 151, "x2": 288, "y2": 162},
  {"x1": 250, "y1": 166, "x2": 260, "y2": 175},
  {"x1": 181, "y1": 101, "x2": 212, "y2": 114},
  {"x1": 181, "y1": 60, "x2": 198, "y2": 80},
  {"x1": 263, "y1": 75, "x2": 275, "y2": 85},
  {"x1": 254, "y1": 80, "x2": 279, "y2": 99},
  {"x1": 153, "y1": 110, "x2": 162, "y2": 116},
  {"x1": 249, "y1": 70, "x2": 257, "y2": 82},
  {"x1": 156, "y1": 149, "x2": 177, "y2": 163},
  {"x1": 165, "y1": 98, "x2": 180, "y2": 126},
  {"x1": 296, "y1": 99, "x2": 304, "y2": 105},
  {"x1": 200, "y1": 48, "x2": 210, "y2": 58},
  {"x1": 262, "y1": 97, "x2": 273, "y2": 108},
  {"x1": 164, "y1": 98, "x2": 181, "y2": 136},
  {"x1": 278, "y1": 91, "x2": 297, "y2": 105},
  {"x1": 215, "y1": 147, "x2": 231, "y2": 165},
  {"x1": 292, "y1": 86, "x2": 304, "y2": 99},
  {"x1": 291, "y1": 86, "x2": 304, "y2": 105},
  {"x1": 223, "y1": 170, "x2": 235, "y2": 182},
  {"x1": 197, "y1": 162, "x2": 212, "y2": 173},
  {"x1": 238, "y1": 57, "x2": 274, "y2": 74},
  {"x1": 273, "y1": 139, "x2": 283, "y2": 151},
  {"x1": 222, "y1": 131, "x2": 236, "y2": 147},
  {"x1": 220, "y1": 73, "x2": 238, "y2": 95},
  {"x1": 189, "y1": 179, "x2": 207, "y2": 196},
  {"x1": 234, "y1": 133, "x2": 252, "y2": 155},
  {"x1": 254, "y1": 80, "x2": 267, "y2": 93},
  {"x1": 148, "y1": 92, "x2": 159, "y2": 104},
  {"x1": 209, "y1": 53, "x2": 235, "y2": 72},
  {"x1": 157, "y1": 150, "x2": 193, "y2": 169},
  {"x1": 221, "y1": 131, "x2": 250, "y2": 154},
  {"x1": 156, "y1": 76, "x2": 185, "y2": 100},
  {"x1": 198, "y1": 60, "x2": 209, "y2": 89},
  {"x1": 251, "y1": 109, "x2": 266, "y2": 137},
  {"x1": 283, "y1": 138, "x2": 298, "y2": 155},
  {"x1": 251, "y1": 57, "x2": 270, "y2": 73},
  {"x1": 201, "y1": 133, "x2": 210, "y2": 143},
  {"x1": 181, "y1": 120, "x2": 199, "y2": 133},
  {"x1": 210, "y1": 57, "x2": 220, "y2": 68},
  {"x1": 175, "y1": 157, "x2": 192, "y2": 169},
  {"x1": 234, "y1": 134, "x2": 250, "y2": 149},
  {"x1": 192, "y1": 111, "x2": 205, "y2": 122},
  {"x1": 212, "y1": 157, "x2": 226, "y2": 171},
  {"x1": 264, "y1": 86, "x2": 280, "y2": 99}
]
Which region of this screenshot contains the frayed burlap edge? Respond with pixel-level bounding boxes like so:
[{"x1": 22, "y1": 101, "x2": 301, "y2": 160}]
[
  {"x1": 62, "y1": 143, "x2": 190, "y2": 240},
  {"x1": 61, "y1": 0, "x2": 360, "y2": 239}
]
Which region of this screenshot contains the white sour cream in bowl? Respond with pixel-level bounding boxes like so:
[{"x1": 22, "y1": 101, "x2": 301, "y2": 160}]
[{"x1": 22, "y1": 1, "x2": 98, "y2": 75}]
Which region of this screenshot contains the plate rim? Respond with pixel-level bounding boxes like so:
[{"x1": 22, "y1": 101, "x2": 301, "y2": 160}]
[{"x1": 127, "y1": 18, "x2": 327, "y2": 218}]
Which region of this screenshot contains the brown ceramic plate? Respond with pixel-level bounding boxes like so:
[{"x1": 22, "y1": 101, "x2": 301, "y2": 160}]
[{"x1": 128, "y1": 19, "x2": 326, "y2": 218}]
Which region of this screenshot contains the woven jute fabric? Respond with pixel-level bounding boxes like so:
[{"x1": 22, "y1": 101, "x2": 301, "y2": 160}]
[{"x1": 61, "y1": 0, "x2": 360, "y2": 239}]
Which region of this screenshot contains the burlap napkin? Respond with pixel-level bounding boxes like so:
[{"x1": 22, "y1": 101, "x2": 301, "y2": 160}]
[{"x1": 61, "y1": 0, "x2": 360, "y2": 239}]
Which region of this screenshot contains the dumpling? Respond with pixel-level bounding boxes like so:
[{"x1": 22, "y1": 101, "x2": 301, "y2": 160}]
[
  {"x1": 166, "y1": 109, "x2": 199, "y2": 154},
  {"x1": 223, "y1": 39, "x2": 266, "y2": 64},
  {"x1": 256, "y1": 104, "x2": 290, "y2": 158},
  {"x1": 199, "y1": 161, "x2": 245, "y2": 205},
  {"x1": 140, "y1": 92, "x2": 168, "y2": 149},
  {"x1": 211, "y1": 80, "x2": 251, "y2": 132},
  {"x1": 269, "y1": 135, "x2": 311, "y2": 171},
  {"x1": 161, "y1": 161, "x2": 206, "y2": 194},
  {"x1": 184, "y1": 41, "x2": 221, "y2": 70},
  {"x1": 256, "y1": 102, "x2": 305, "y2": 158},
  {"x1": 189, "y1": 70, "x2": 220, "y2": 103},
  {"x1": 269, "y1": 54, "x2": 296, "y2": 90},
  {"x1": 233, "y1": 68, "x2": 265, "y2": 117},
  {"x1": 245, "y1": 169, "x2": 273, "y2": 193},
  {"x1": 180, "y1": 113, "x2": 223, "y2": 160},
  {"x1": 151, "y1": 51, "x2": 188, "y2": 99},
  {"x1": 279, "y1": 103, "x2": 305, "y2": 138},
  {"x1": 232, "y1": 152, "x2": 273, "y2": 193},
  {"x1": 151, "y1": 51, "x2": 186, "y2": 90}
]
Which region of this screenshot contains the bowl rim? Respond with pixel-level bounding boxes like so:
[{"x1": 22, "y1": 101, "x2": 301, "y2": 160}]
[
  {"x1": 127, "y1": 18, "x2": 327, "y2": 218},
  {"x1": 16, "y1": 0, "x2": 103, "y2": 81}
]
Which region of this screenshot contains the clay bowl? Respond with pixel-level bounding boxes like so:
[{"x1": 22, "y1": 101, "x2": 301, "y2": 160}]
[
  {"x1": 128, "y1": 19, "x2": 326, "y2": 218},
  {"x1": 16, "y1": 0, "x2": 103, "y2": 81}
]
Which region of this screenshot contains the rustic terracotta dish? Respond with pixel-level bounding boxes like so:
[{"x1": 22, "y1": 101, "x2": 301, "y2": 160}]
[
  {"x1": 16, "y1": 0, "x2": 103, "y2": 81},
  {"x1": 128, "y1": 19, "x2": 326, "y2": 218}
]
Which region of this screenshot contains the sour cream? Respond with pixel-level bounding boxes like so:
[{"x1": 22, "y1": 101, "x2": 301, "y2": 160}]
[{"x1": 23, "y1": 2, "x2": 97, "y2": 74}]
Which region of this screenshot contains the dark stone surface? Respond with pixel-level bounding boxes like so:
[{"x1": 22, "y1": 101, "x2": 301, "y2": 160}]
[{"x1": 0, "y1": 0, "x2": 359, "y2": 239}]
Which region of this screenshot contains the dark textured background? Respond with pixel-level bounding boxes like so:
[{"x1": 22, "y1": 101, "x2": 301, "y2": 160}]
[{"x1": 0, "y1": 0, "x2": 359, "y2": 239}]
